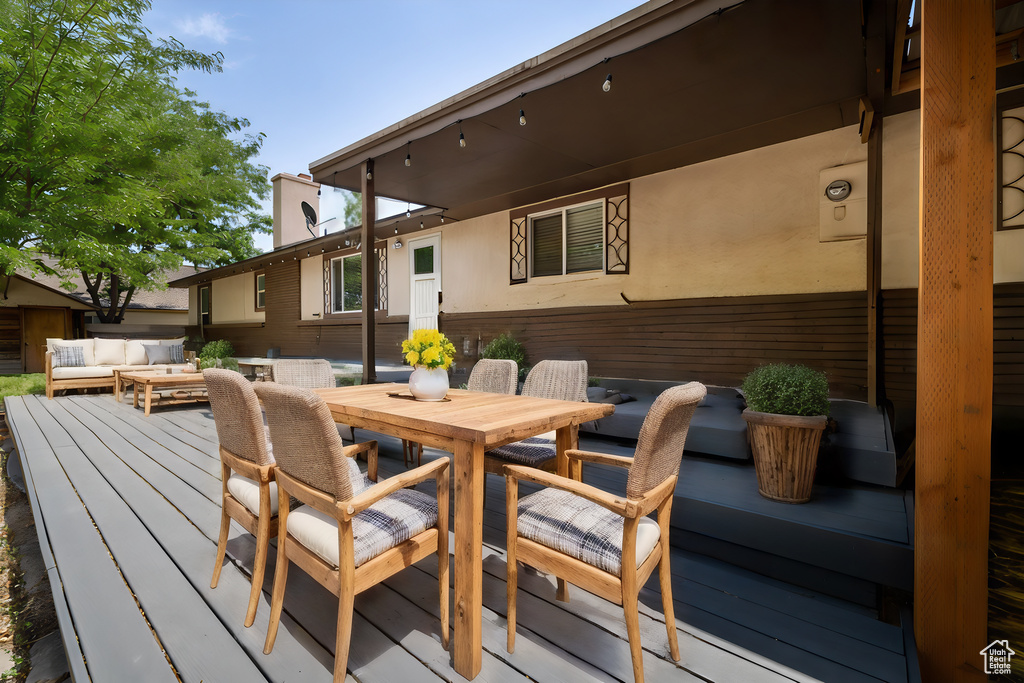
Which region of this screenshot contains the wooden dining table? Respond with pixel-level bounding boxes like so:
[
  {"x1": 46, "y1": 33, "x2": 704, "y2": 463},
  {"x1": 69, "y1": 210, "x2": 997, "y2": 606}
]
[{"x1": 314, "y1": 382, "x2": 614, "y2": 680}]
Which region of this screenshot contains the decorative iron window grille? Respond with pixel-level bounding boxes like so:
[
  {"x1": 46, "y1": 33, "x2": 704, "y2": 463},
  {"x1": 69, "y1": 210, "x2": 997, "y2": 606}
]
[
  {"x1": 509, "y1": 184, "x2": 629, "y2": 282},
  {"x1": 1001, "y1": 106, "x2": 1024, "y2": 231}
]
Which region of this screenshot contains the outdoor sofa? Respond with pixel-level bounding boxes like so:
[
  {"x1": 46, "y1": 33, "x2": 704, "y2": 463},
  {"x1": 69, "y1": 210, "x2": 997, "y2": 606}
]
[
  {"x1": 45, "y1": 336, "x2": 189, "y2": 399},
  {"x1": 582, "y1": 379, "x2": 751, "y2": 460}
]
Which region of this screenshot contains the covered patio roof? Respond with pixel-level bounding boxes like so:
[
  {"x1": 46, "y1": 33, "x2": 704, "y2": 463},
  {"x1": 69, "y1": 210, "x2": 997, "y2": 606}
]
[{"x1": 310, "y1": 0, "x2": 886, "y2": 236}]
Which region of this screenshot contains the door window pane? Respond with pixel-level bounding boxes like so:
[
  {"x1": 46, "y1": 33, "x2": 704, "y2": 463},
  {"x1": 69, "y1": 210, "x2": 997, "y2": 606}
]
[{"x1": 414, "y1": 245, "x2": 434, "y2": 275}]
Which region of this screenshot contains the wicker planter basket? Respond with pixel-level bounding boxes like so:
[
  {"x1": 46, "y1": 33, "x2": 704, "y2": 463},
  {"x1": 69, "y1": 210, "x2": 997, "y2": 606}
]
[{"x1": 742, "y1": 409, "x2": 828, "y2": 503}]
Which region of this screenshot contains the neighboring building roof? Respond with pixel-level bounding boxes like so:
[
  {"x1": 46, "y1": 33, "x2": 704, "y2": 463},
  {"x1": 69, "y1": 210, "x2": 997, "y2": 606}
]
[{"x1": 15, "y1": 262, "x2": 200, "y2": 311}]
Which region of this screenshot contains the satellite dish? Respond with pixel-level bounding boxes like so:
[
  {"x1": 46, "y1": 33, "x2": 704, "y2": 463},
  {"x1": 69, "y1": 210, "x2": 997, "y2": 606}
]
[{"x1": 301, "y1": 201, "x2": 318, "y2": 236}]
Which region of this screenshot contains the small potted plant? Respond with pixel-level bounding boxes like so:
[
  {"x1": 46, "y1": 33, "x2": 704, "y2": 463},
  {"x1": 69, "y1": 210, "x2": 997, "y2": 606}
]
[
  {"x1": 741, "y1": 363, "x2": 830, "y2": 503},
  {"x1": 402, "y1": 329, "x2": 456, "y2": 401}
]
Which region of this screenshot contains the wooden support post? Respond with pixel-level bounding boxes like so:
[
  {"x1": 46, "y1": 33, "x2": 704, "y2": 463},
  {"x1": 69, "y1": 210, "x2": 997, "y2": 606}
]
[
  {"x1": 864, "y1": 0, "x2": 886, "y2": 409},
  {"x1": 361, "y1": 160, "x2": 377, "y2": 385},
  {"x1": 916, "y1": 2, "x2": 994, "y2": 681}
]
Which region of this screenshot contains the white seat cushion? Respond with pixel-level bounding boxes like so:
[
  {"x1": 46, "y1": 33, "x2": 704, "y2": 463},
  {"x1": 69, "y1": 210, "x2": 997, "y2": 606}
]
[
  {"x1": 51, "y1": 366, "x2": 115, "y2": 379},
  {"x1": 517, "y1": 487, "x2": 661, "y2": 576},
  {"x1": 287, "y1": 487, "x2": 438, "y2": 568},
  {"x1": 226, "y1": 473, "x2": 279, "y2": 516}
]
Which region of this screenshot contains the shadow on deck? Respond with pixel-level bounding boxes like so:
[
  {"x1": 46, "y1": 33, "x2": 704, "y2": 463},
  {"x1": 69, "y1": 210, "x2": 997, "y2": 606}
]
[{"x1": 6, "y1": 393, "x2": 917, "y2": 682}]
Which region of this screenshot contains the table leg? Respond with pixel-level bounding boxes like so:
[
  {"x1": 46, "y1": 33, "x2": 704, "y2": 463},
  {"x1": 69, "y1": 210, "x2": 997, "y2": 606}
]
[
  {"x1": 554, "y1": 424, "x2": 579, "y2": 602},
  {"x1": 132, "y1": 382, "x2": 140, "y2": 408},
  {"x1": 144, "y1": 384, "x2": 153, "y2": 416},
  {"x1": 114, "y1": 371, "x2": 122, "y2": 403},
  {"x1": 452, "y1": 439, "x2": 484, "y2": 679}
]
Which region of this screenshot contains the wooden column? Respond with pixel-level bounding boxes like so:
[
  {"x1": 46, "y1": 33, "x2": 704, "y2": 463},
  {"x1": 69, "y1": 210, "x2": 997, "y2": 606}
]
[
  {"x1": 916, "y1": 2, "x2": 994, "y2": 681},
  {"x1": 864, "y1": 0, "x2": 886, "y2": 408},
  {"x1": 361, "y1": 160, "x2": 377, "y2": 385}
]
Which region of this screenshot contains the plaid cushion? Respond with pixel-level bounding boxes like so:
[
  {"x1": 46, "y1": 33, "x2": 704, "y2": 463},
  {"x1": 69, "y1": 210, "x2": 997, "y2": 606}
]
[
  {"x1": 168, "y1": 343, "x2": 185, "y2": 364},
  {"x1": 287, "y1": 487, "x2": 437, "y2": 568},
  {"x1": 53, "y1": 344, "x2": 85, "y2": 368},
  {"x1": 487, "y1": 437, "x2": 555, "y2": 467},
  {"x1": 517, "y1": 488, "x2": 661, "y2": 576}
]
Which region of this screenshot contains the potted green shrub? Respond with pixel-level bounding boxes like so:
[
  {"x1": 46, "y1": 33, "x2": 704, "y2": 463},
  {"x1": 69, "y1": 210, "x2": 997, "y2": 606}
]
[
  {"x1": 741, "y1": 363, "x2": 830, "y2": 503},
  {"x1": 481, "y1": 333, "x2": 528, "y2": 383},
  {"x1": 198, "y1": 339, "x2": 240, "y2": 372}
]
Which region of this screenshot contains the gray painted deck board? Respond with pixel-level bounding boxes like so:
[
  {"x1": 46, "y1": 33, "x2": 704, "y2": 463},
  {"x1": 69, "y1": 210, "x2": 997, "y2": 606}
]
[
  {"x1": 27, "y1": 397, "x2": 270, "y2": 683},
  {"x1": 7, "y1": 394, "x2": 916, "y2": 683},
  {"x1": 7, "y1": 398, "x2": 179, "y2": 682}
]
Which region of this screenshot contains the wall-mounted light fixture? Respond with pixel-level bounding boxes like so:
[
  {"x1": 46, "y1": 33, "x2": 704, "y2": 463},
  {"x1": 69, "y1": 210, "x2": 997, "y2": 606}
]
[{"x1": 394, "y1": 239, "x2": 403, "y2": 249}]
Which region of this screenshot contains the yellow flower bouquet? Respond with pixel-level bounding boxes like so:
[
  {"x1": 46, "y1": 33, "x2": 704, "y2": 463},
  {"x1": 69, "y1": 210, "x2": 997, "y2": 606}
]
[{"x1": 401, "y1": 328, "x2": 456, "y2": 370}]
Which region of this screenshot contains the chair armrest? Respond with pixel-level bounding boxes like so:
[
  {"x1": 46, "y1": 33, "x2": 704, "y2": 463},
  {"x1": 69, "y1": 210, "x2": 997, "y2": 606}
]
[
  {"x1": 341, "y1": 457, "x2": 448, "y2": 520},
  {"x1": 566, "y1": 449, "x2": 634, "y2": 469},
  {"x1": 504, "y1": 464, "x2": 636, "y2": 517},
  {"x1": 343, "y1": 440, "x2": 378, "y2": 480}
]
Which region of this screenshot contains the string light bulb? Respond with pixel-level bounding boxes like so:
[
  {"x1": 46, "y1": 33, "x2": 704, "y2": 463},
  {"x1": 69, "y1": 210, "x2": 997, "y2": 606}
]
[
  {"x1": 602, "y1": 74, "x2": 612, "y2": 92},
  {"x1": 366, "y1": 169, "x2": 373, "y2": 180},
  {"x1": 406, "y1": 203, "x2": 412, "y2": 218},
  {"x1": 519, "y1": 109, "x2": 527, "y2": 126},
  {"x1": 458, "y1": 122, "x2": 466, "y2": 148},
  {"x1": 420, "y1": 220, "x2": 424, "y2": 229},
  {"x1": 405, "y1": 142, "x2": 412, "y2": 166}
]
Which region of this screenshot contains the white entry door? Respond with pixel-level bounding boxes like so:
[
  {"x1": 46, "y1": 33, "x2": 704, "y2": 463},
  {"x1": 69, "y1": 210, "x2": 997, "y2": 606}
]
[{"x1": 409, "y1": 234, "x2": 441, "y2": 335}]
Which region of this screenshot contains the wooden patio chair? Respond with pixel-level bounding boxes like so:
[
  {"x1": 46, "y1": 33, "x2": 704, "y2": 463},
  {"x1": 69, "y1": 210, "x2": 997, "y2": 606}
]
[
  {"x1": 504, "y1": 382, "x2": 706, "y2": 683},
  {"x1": 402, "y1": 358, "x2": 519, "y2": 468},
  {"x1": 270, "y1": 358, "x2": 355, "y2": 442},
  {"x1": 204, "y1": 368, "x2": 278, "y2": 628},
  {"x1": 483, "y1": 359, "x2": 588, "y2": 476},
  {"x1": 254, "y1": 382, "x2": 449, "y2": 683}
]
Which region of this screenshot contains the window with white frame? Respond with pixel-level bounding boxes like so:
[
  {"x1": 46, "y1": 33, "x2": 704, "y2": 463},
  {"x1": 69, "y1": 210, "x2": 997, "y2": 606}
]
[
  {"x1": 530, "y1": 201, "x2": 604, "y2": 277},
  {"x1": 330, "y1": 254, "x2": 363, "y2": 313}
]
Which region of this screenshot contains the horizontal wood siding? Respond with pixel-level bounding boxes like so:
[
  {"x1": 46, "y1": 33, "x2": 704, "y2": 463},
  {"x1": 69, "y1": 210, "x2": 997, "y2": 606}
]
[
  {"x1": 441, "y1": 291, "x2": 869, "y2": 400},
  {"x1": 195, "y1": 261, "x2": 407, "y2": 363},
  {"x1": 0, "y1": 308, "x2": 21, "y2": 373},
  {"x1": 883, "y1": 284, "x2": 1024, "y2": 449}
]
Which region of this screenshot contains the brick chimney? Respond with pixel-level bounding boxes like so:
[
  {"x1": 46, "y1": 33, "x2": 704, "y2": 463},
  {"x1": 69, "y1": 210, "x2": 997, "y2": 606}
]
[{"x1": 271, "y1": 172, "x2": 321, "y2": 249}]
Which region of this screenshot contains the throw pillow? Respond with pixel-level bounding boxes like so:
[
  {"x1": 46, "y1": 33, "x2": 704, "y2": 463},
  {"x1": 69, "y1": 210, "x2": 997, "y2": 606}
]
[
  {"x1": 617, "y1": 393, "x2": 636, "y2": 403},
  {"x1": 168, "y1": 344, "x2": 185, "y2": 364},
  {"x1": 586, "y1": 386, "x2": 608, "y2": 402},
  {"x1": 143, "y1": 344, "x2": 172, "y2": 364},
  {"x1": 53, "y1": 343, "x2": 85, "y2": 368}
]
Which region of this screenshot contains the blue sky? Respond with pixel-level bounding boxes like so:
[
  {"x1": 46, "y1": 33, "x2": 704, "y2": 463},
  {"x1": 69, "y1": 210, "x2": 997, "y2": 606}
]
[{"x1": 142, "y1": 1, "x2": 648, "y2": 252}]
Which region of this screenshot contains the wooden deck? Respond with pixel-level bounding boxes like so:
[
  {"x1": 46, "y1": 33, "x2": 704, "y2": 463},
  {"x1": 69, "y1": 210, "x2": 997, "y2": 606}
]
[{"x1": 6, "y1": 393, "x2": 916, "y2": 682}]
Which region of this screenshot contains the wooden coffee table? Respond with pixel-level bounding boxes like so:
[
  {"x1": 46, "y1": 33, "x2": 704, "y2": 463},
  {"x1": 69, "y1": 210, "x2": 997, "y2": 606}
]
[{"x1": 117, "y1": 371, "x2": 208, "y2": 416}]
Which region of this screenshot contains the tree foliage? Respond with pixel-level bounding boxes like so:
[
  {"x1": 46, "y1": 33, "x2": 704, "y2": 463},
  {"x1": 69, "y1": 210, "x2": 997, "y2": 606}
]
[{"x1": 0, "y1": 0, "x2": 271, "y2": 322}]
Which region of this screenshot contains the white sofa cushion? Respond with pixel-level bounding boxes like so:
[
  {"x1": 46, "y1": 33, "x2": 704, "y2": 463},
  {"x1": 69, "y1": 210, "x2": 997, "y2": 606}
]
[
  {"x1": 160, "y1": 336, "x2": 187, "y2": 346},
  {"x1": 93, "y1": 338, "x2": 126, "y2": 366},
  {"x1": 226, "y1": 473, "x2": 279, "y2": 516},
  {"x1": 125, "y1": 340, "x2": 148, "y2": 365},
  {"x1": 51, "y1": 366, "x2": 115, "y2": 379},
  {"x1": 52, "y1": 339, "x2": 94, "y2": 366}
]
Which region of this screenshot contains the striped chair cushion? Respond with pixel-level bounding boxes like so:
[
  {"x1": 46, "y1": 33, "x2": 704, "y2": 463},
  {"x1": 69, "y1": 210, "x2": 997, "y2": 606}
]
[
  {"x1": 517, "y1": 488, "x2": 661, "y2": 576},
  {"x1": 287, "y1": 487, "x2": 437, "y2": 568},
  {"x1": 487, "y1": 437, "x2": 556, "y2": 467}
]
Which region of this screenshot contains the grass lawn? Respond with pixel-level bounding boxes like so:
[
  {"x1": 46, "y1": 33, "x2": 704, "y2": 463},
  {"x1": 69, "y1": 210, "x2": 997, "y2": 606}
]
[{"x1": 0, "y1": 375, "x2": 46, "y2": 410}]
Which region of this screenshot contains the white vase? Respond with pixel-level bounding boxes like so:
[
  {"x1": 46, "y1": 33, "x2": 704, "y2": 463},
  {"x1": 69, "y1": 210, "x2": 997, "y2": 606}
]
[{"x1": 408, "y1": 366, "x2": 449, "y2": 401}]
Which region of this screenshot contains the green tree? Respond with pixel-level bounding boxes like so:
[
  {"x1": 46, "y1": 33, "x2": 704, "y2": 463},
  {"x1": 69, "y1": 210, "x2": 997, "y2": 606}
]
[{"x1": 0, "y1": 0, "x2": 271, "y2": 322}]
